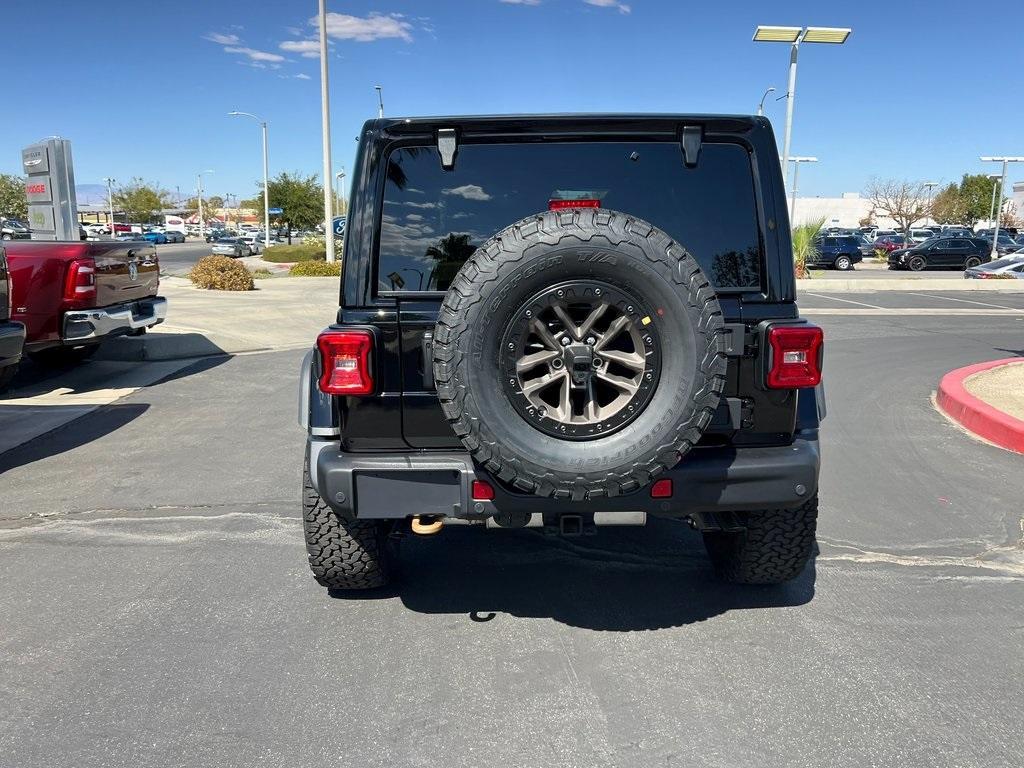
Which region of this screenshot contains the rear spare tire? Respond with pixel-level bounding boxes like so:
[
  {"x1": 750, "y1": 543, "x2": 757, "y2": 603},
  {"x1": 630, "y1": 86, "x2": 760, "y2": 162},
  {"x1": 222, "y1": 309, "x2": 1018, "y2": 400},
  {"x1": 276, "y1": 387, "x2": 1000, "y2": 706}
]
[{"x1": 433, "y1": 208, "x2": 728, "y2": 499}]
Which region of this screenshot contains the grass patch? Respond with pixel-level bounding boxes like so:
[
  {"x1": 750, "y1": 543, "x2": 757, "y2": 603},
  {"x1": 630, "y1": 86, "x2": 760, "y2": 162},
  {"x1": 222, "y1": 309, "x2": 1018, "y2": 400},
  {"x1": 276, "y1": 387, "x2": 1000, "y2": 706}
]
[
  {"x1": 261, "y1": 243, "x2": 325, "y2": 263},
  {"x1": 251, "y1": 269, "x2": 274, "y2": 279},
  {"x1": 290, "y1": 260, "x2": 341, "y2": 277}
]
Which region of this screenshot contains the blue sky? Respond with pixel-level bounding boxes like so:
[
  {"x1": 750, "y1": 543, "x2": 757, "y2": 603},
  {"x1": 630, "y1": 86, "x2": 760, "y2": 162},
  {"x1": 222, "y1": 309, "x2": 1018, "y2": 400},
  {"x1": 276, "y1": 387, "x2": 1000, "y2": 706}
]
[{"x1": 3, "y1": 0, "x2": 1021, "y2": 203}]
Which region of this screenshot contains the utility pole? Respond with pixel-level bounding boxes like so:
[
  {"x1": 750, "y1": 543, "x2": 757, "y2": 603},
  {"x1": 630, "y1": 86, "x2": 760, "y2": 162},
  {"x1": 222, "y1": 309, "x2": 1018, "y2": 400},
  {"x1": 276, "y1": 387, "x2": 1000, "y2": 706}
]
[
  {"x1": 228, "y1": 112, "x2": 271, "y2": 251},
  {"x1": 922, "y1": 181, "x2": 938, "y2": 225},
  {"x1": 335, "y1": 168, "x2": 346, "y2": 215},
  {"x1": 980, "y1": 157, "x2": 1024, "y2": 258},
  {"x1": 196, "y1": 170, "x2": 213, "y2": 241},
  {"x1": 319, "y1": 0, "x2": 335, "y2": 263},
  {"x1": 788, "y1": 156, "x2": 818, "y2": 222},
  {"x1": 102, "y1": 177, "x2": 115, "y2": 237}
]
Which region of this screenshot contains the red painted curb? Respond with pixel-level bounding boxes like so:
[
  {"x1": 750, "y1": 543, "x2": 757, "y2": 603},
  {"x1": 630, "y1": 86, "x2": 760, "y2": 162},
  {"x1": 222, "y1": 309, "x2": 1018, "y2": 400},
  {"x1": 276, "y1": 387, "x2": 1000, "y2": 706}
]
[{"x1": 936, "y1": 359, "x2": 1024, "y2": 454}]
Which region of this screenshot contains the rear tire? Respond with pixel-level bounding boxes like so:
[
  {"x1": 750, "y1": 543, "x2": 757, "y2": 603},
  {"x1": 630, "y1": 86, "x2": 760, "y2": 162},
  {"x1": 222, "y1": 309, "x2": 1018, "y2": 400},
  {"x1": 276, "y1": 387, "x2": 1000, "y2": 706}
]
[
  {"x1": 702, "y1": 495, "x2": 818, "y2": 584},
  {"x1": 834, "y1": 254, "x2": 852, "y2": 271},
  {"x1": 302, "y1": 457, "x2": 393, "y2": 590},
  {"x1": 964, "y1": 256, "x2": 982, "y2": 269}
]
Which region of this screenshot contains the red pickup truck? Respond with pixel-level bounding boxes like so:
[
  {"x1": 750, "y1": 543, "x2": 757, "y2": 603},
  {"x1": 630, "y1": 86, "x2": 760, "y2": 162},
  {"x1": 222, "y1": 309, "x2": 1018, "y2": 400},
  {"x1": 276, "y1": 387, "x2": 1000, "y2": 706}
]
[
  {"x1": 3, "y1": 240, "x2": 166, "y2": 368},
  {"x1": 0, "y1": 246, "x2": 27, "y2": 388}
]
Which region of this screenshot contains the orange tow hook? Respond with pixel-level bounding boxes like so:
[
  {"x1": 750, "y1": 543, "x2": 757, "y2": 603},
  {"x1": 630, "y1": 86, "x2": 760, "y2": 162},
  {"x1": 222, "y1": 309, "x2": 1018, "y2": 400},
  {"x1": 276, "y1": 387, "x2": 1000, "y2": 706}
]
[{"x1": 410, "y1": 515, "x2": 444, "y2": 535}]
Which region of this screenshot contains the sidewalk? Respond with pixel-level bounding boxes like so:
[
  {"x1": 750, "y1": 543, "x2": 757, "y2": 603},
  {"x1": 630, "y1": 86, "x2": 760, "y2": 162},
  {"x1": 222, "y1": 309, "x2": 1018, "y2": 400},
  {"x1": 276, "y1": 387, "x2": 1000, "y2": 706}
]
[
  {"x1": 937, "y1": 359, "x2": 1024, "y2": 454},
  {"x1": 97, "y1": 277, "x2": 339, "y2": 361}
]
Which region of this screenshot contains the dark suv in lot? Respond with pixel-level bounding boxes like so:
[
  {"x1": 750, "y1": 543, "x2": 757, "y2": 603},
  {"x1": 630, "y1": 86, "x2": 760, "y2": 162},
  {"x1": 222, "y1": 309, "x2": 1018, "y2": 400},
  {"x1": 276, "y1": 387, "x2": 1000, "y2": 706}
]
[
  {"x1": 299, "y1": 114, "x2": 825, "y2": 591},
  {"x1": 888, "y1": 237, "x2": 990, "y2": 270},
  {"x1": 810, "y1": 234, "x2": 862, "y2": 270}
]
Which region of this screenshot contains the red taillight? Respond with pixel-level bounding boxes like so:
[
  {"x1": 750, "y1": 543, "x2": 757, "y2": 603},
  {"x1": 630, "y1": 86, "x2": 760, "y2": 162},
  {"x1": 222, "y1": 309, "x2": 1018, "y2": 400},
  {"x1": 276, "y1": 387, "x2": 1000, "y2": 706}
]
[
  {"x1": 471, "y1": 480, "x2": 495, "y2": 501},
  {"x1": 766, "y1": 325, "x2": 823, "y2": 389},
  {"x1": 63, "y1": 258, "x2": 96, "y2": 303},
  {"x1": 548, "y1": 199, "x2": 600, "y2": 211},
  {"x1": 317, "y1": 330, "x2": 374, "y2": 395},
  {"x1": 650, "y1": 478, "x2": 673, "y2": 498}
]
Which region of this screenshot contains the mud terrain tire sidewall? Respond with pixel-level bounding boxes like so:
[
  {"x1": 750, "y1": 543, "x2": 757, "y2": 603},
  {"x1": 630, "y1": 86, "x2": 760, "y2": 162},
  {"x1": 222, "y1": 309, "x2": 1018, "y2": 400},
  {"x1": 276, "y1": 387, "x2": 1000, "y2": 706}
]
[{"x1": 433, "y1": 209, "x2": 727, "y2": 499}]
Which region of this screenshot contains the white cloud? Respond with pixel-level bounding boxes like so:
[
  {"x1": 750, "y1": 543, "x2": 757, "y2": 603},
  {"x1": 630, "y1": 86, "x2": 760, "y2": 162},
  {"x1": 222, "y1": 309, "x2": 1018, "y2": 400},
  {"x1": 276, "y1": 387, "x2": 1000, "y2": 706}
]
[
  {"x1": 500, "y1": 0, "x2": 542, "y2": 5},
  {"x1": 294, "y1": 73, "x2": 312, "y2": 80},
  {"x1": 280, "y1": 39, "x2": 321, "y2": 58},
  {"x1": 224, "y1": 46, "x2": 286, "y2": 63},
  {"x1": 443, "y1": 184, "x2": 491, "y2": 201},
  {"x1": 204, "y1": 32, "x2": 240, "y2": 45},
  {"x1": 317, "y1": 12, "x2": 413, "y2": 42},
  {"x1": 583, "y1": 0, "x2": 631, "y2": 13},
  {"x1": 404, "y1": 201, "x2": 437, "y2": 209},
  {"x1": 406, "y1": 213, "x2": 424, "y2": 221}
]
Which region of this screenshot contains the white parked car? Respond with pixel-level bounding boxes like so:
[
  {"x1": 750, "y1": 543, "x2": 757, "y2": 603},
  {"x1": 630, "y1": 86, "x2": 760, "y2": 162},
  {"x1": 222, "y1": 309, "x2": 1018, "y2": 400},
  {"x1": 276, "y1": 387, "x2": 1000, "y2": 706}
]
[
  {"x1": 964, "y1": 252, "x2": 1024, "y2": 280},
  {"x1": 909, "y1": 228, "x2": 934, "y2": 243}
]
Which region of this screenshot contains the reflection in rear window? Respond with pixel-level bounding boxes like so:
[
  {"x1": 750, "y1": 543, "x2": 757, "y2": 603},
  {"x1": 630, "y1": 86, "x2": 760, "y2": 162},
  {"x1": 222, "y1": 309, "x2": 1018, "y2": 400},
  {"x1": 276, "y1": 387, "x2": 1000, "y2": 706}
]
[{"x1": 376, "y1": 142, "x2": 763, "y2": 292}]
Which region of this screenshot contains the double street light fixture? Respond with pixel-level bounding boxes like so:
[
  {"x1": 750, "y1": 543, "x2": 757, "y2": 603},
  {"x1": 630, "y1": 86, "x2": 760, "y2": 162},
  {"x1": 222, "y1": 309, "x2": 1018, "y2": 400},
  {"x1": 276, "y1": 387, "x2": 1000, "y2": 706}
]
[
  {"x1": 228, "y1": 111, "x2": 271, "y2": 251},
  {"x1": 753, "y1": 25, "x2": 851, "y2": 180},
  {"x1": 757, "y1": 86, "x2": 776, "y2": 117},
  {"x1": 980, "y1": 156, "x2": 1024, "y2": 258},
  {"x1": 922, "y1": 181, "x2": 939, "y2": 225},
  {"x1": 788, "y1": 156, "x2": 818, "y2": 221},
  {"x1": 986, "y1": 173, "x2": 1003, "y2": 227}
]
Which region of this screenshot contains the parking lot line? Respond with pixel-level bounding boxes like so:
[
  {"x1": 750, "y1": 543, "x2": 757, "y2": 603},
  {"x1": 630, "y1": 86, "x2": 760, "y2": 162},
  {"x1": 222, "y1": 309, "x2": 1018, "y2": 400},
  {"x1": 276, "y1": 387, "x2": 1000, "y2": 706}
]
[
  {"x1": 906, "y1": 292, "x2": 1020, "y2": 310},
  {"x1": 803, "y1": 292, "x2": 884, "y2": 309}
]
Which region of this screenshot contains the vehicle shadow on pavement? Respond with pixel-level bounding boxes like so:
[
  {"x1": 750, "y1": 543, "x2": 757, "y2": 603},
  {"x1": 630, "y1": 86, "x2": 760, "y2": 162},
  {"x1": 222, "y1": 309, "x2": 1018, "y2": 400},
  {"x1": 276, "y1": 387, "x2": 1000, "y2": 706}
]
[{"x1": 337, "y1": 518, "x2": 817, "y2": 631}]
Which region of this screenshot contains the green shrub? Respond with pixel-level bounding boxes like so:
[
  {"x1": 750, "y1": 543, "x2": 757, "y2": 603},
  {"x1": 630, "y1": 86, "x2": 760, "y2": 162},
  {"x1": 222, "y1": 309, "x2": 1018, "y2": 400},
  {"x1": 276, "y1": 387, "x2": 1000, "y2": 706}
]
[
  {"x1": 261, "y1": 243, "x2": 325, "y2": 263},
  {"x1": 188, "y1": 255, "x2": 254, "y2": 291},
  {"x1": 251, "y1": 269, "x2": 274, "y2": 280},
  {"x1": 791, "y1": 218, "x2": 825, "y2": 278},
  {"x1": 289, "y1": 260, "x2": 342, "y2": 277}
]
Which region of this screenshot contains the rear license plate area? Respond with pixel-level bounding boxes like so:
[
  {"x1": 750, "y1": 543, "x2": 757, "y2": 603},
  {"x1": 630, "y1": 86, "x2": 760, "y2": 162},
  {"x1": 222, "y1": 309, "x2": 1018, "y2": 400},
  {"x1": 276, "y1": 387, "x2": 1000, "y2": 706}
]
[{"x1": 355, "y1": 470, "x2": 462, "y2": 518}]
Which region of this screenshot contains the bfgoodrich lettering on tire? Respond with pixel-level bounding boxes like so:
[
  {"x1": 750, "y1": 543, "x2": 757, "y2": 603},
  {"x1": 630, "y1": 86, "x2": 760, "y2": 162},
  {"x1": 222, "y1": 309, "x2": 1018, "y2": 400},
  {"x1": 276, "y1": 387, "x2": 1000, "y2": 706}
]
[{"x1": 432, "y1": 208, "x2": 728, "y2": 500}]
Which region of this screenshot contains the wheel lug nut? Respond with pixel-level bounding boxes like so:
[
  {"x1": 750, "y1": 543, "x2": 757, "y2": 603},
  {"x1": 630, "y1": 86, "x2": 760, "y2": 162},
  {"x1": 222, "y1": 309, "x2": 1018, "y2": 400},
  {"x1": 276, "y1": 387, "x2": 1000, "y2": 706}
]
[
  {"x1": 585, "y1": 336, "x2": 596, "y2": 345},
  {"x1": 560, "y1": 337, "x2": 570, "y2": 346}
]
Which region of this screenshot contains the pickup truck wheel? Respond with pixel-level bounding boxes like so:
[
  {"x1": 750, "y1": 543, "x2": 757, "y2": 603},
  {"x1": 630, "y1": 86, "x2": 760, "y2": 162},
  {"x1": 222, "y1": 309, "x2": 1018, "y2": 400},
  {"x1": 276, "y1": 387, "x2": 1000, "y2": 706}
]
[
  {"x1": 28, "y1": 344, "x2": 99, "y2": 367},
  {"x1": 701, "y1": 495, "x2": 818, "y2": 584},
  {"x1": 433, "y1": 208, "x2": 727, "y2": 500},
  {"x1": 302, "y1": 458, "x2": 393, "y2": 590}
]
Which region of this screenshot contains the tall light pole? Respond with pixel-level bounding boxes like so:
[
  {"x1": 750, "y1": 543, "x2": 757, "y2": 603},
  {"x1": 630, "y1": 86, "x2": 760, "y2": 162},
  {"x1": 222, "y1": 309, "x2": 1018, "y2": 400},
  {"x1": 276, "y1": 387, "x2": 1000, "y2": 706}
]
[
  {"x1": 318, "y1": 0, "x2": 335, "y2": 263},
  {"x1": 375, "y1": 85, "x2": 384, "y2": 118},
  {"x1": 980, "y1": 157, "x2": 1024, "y2": 258},
  {"x1": 753, "y1": 26, "x2": 851, "y2": 178},
  {"x1": 757, "y1": 86, "x2": 776, "y2": 116},
  {"x1": 229, "y1": 111, "x2": 271, "y2": 251},
  {"x1": 335, "y1": 168, "x2": 346, "y2": 215},
  {"x1": 986, "y1": 174, "x2": 1003, "y2": 227},
  {"x1": 102, "y1": 177, "x2": 115, "y2": 237},
  {"x1": 788, "y1": 156, "x2": 818, "y2": 222},
  {"x1": 922, "y1": 181, "x2": 938, "y2": 225},
  {"x1": 196, "y1": 170, "x2": 214, "y2": 241}
]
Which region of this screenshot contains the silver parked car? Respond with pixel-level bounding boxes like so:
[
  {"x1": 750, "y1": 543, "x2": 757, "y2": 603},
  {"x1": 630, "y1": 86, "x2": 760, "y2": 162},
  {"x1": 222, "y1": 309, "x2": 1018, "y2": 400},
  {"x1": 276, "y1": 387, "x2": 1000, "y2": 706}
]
[
  {"x1": 211, "y1": 237, "x2": 253, "y2": 258},
  {"x1": 964, "y1": 251, "x2": 1024, "y2": 279}
]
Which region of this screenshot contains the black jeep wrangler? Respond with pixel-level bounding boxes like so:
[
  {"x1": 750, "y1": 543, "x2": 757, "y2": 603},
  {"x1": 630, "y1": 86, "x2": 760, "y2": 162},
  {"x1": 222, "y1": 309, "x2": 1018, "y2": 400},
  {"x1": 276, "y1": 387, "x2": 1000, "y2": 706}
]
[{"x1": 299, "y1": 114, "x2": 824, "y2": 590}]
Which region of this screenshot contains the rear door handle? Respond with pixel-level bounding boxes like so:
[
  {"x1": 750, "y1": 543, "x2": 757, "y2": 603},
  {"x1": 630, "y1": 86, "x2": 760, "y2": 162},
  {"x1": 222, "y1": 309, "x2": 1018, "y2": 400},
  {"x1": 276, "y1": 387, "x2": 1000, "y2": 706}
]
[{"x1": 421, "y1": 331, "x2": 434, "y2": 389}]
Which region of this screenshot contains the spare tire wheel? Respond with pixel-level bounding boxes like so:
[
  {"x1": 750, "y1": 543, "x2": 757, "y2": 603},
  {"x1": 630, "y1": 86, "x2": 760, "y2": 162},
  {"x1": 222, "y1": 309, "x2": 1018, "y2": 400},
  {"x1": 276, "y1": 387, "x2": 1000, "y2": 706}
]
[{"x1": 432, "y1": 208, "x2": 727, "y2": 500}]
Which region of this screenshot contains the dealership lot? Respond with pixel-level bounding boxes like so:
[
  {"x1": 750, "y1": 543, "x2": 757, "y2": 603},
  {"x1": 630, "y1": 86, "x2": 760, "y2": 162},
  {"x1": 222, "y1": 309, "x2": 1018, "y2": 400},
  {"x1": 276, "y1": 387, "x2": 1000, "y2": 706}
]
[{"x1": 1, "y1": 290, "x2": 1021, "y2": 767}]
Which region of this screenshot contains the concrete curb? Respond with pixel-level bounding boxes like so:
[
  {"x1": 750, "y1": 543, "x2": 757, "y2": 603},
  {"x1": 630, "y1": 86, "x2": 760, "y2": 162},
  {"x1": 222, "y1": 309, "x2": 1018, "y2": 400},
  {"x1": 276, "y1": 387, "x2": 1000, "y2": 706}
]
[
  {"x1": 936, "y1": 359, "x2": 1024, "y2": 454},
  {"x1": 797, "y1": 279, "x2": 1024, "y2": 292}
]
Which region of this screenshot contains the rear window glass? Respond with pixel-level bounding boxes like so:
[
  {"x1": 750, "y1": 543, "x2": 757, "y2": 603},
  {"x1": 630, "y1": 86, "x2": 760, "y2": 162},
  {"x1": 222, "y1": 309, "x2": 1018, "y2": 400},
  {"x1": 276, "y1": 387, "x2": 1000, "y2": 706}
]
[{"x1": 377, "y1": 142, "x2": 762, "y2": 292}]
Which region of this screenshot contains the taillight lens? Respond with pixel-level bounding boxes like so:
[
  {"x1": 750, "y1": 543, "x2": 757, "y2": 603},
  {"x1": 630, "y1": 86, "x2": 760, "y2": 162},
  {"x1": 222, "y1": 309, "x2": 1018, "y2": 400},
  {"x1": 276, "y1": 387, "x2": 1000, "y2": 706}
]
[
  {"x1": 766, "y1": 325, "x2": 823, "y2": 389},
  {"x1": 317, "y1": 330, "x2": 374, "y2": 395},
  {"x1": 63, "y1": 258, "x2": 96, "y2": 303},
  {"x1": 471, "y1": 480, "x2": 495, "y2": 501}
]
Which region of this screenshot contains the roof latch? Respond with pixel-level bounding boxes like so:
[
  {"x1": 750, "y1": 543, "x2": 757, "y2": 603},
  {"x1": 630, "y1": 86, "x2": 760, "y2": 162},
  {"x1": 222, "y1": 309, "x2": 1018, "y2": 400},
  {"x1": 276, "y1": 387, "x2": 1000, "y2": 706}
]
[
  {"x1": 681, "y1": 125, "x2": 702, "y2": 168},
  {"x1": 437, "y1": 128, "x2": 458, "y2": 170}
]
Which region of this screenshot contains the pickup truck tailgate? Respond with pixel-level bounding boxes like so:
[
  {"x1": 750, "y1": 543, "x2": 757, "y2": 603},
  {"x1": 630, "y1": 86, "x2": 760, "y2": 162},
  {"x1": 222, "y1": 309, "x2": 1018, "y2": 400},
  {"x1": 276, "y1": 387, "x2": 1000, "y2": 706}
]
[{"x1": 91, "y1": 242, "x2": 160, "y2": 306}]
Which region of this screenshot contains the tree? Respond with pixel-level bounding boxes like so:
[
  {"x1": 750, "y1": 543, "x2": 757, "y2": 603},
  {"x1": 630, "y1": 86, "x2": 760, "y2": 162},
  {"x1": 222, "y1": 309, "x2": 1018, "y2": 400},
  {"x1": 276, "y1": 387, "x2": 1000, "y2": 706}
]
[
  {"x1": 113, "y1": 178, "x2": 171, "y2": 224},
  {"x1": 265, "y1": 172, "x2": 323, "y2": 229},
  {"x1": 929, "y1": 183, "x2": 965, "y2": 225},
  {"x1": 957, "y1": 173, "x2": 1000, "y2": 226},
  {"x1": 182, "y1": 195, "x2": 224, "y2": 222},
  {"x1": 1000, "y1": 197, "x2": 1022, "y2": 230},
  {"x1": 864, "y1": 179, "x2": 929, "y2": 235},
  {"x1": 0, "y1": 174, "x2": 28, "y2": 220}
]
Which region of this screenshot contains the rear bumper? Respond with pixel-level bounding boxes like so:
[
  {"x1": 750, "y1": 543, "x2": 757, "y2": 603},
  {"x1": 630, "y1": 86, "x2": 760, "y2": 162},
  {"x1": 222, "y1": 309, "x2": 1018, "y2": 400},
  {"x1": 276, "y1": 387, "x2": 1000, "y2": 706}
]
[
  {"x1": 310, "y1": 436, "x2": 820, "y2": 522},
  {"x1": 63, "y1": 297, "x2": 167, "y2": 342},
  {"x1": 0, "y1": 320, "x2": 26, "y2": 366}
]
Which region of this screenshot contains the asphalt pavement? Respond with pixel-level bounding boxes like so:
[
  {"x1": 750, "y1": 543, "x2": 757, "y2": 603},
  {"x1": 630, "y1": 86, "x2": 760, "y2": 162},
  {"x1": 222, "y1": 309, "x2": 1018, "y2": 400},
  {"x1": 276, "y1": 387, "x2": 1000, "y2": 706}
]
[
  {"x1": 155, "y1": 240, "x2": 213, "y2": 275},
  {"x1": 1, "y1": 290, "x2": 1021, "y2": 767}
]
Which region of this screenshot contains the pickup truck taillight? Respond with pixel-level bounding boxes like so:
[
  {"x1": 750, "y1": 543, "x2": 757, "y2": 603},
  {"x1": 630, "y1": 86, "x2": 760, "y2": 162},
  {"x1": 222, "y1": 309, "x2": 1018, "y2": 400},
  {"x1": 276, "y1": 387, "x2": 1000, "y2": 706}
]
[
  {"x1": 317, "y1": 330, "x2": 374, "y2": 395},
  {"x1": 63, "y1": 257, "x2": 96, "y2": 303},
  {"x1": 765, "y1": 325, "x2": 823, "y2": 389}
]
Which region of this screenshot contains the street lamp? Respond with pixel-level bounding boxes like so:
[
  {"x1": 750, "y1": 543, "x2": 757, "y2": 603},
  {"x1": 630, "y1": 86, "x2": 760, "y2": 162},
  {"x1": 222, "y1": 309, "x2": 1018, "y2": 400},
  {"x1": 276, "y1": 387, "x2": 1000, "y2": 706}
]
[
  {"x1": 375, "y1": 85, "x2": 384, "y2": 118},
  {"x1": 229, "y1": 111, "x2": 270, "y2": 251},
  {"x1": 788, "y1": 156, "x2": 818, "y2": 222},
  {"x1": 196, "y1": 170, "x2": 214, "y2": 241},
  {"x1": 980, "y1": 156, "x2": 1024, "y2": 258},
  {"x1": 922, "y1": 181, "x2": 938, "y2": 225},
  {"x1": 335, "y1": 168, "x2": 346, "y2": 215},
  {"x1": 986, "y1": 174, "x2": 1003, "y2": 227},
  {"x1": 102, "y1": 177, "x2": 115, "y2": 237},
  {"x1": 757, "y1": 86, "x2": 776, "y2": 116},
  {"x1": 753, "y1": 25, "x2": 851, "y2": 177},
  {"x1": 318, "y1": 0, "x2": 335, "y2": 263}
]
